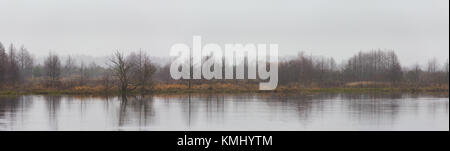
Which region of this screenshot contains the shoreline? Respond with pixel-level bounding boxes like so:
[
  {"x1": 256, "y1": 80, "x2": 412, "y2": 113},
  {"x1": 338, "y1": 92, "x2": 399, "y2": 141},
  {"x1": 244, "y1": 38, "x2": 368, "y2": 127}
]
[{"x1": 1, "y1": 86, "x2": 448, "y2": 96}]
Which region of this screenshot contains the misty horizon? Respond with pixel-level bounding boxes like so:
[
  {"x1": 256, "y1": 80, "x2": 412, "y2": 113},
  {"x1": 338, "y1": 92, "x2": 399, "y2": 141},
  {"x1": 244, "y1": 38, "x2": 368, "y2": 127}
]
[
  {"x1": 0, "y1": 0, "x2": 448, "y2": 135},
  {"x1": 1, "y1": 0, "x2": 448, "y2": 66},
  {"x1": 0, "y1": 45, "x2": 448, "y2": 69}
]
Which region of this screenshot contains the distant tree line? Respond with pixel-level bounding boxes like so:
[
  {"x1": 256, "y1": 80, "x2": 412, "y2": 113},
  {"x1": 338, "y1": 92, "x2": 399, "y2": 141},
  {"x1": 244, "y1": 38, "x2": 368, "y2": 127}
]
[
  {"x1": 0, "y1": 41, "x2": 448, "y2": 94},
  {"x1": 278, "y1": 49, "x2": 448, "y2": 87},
  {"x1": 0, "y1": 43, "x2": 34, "y2": 87}
]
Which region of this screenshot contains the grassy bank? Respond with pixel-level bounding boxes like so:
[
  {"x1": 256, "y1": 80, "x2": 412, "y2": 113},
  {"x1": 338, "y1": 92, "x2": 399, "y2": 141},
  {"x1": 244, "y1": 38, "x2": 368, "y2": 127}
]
[{"x1": 1, "y1": 83, "x2": 448, "y2": 96}]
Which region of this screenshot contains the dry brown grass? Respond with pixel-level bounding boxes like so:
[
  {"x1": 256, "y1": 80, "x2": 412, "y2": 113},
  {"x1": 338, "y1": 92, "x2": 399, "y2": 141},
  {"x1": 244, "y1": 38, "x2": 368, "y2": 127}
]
[
  {"x1": 1, "y1": 82, "x2": 448, "y2": 96},
  {"x1": 345, "y1": 81, "x2": 391, "y2": 87}
]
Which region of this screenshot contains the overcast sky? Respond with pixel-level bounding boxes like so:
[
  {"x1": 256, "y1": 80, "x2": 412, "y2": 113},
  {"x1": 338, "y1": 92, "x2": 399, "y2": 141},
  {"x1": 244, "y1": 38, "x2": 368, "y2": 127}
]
[{"x1": 0, "y1": 0, "x2": 448, "y2": 66}]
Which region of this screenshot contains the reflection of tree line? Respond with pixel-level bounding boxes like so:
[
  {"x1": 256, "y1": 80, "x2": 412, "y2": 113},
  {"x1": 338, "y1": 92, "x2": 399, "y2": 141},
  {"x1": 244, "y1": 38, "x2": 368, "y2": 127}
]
[
  {"x1": 43, "y1": 96, "x2": 62, "y2": 130},
  {"x1": 260, "y1": 93, "x2": 436, "y2": 126},
  {"x1": 339, "y1": 93, "x2": 402, "y2": 125},
  {"x1": 186, "y1": 94, "x2": 226, "y2": 128},
  {"x1": 204, "y1": 94, "x2": 225, "y2": 123},
  {"x1": 117, "y1": 96, "x2": 155, "y2": 130},
  {"x1": 49, "y1": 94, "x2": 450, "y2": 130},
  {"x1": 0, "y1": 96, "x2": 33, "y2": 130},
  {"x1": 1, "y1": 93, "x2": 447, "y2": 130}
]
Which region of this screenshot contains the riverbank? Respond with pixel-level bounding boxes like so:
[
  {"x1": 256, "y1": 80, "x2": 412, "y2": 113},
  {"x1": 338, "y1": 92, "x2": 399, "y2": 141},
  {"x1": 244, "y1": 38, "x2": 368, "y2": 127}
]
[{"x1": 0, "y1": 83, "x2": 448, "y2": 96}]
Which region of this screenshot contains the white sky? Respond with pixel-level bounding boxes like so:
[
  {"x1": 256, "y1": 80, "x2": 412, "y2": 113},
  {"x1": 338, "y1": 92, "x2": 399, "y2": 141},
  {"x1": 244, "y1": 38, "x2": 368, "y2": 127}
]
[{"x1": 0, "y1": 0, "x2": 448, "y2": 66}]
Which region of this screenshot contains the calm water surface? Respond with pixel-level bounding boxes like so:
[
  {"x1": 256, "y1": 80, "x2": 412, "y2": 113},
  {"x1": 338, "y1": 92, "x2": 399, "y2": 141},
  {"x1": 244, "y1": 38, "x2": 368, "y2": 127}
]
[{"x1": 0, "y1": 93, "x2": 448, "y2": 131}]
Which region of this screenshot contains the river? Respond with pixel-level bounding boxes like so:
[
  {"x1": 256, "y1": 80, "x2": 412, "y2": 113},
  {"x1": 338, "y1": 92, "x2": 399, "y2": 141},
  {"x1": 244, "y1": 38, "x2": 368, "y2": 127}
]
[{"x1": 0, "y1": 93, "x2": 448, "y2": 131}]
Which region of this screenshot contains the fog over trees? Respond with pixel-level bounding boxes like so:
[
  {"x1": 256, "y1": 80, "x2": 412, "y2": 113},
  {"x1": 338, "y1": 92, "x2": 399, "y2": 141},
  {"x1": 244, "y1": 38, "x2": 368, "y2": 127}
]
[
  {"x1": 0, "y1": 41, "x2": 448, "y2": 94},
  {"x1": 44, "y1": 52, "x2": 62, "y2": 87}
]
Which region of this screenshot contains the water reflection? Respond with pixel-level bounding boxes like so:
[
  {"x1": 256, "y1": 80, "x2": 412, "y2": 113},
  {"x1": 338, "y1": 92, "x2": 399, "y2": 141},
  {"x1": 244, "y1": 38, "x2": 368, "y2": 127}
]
[
  {"x1": 0, "y1": 93, "x2": 448, "y2": 131},
  {"x1": 0, "y1": 96, "x2": 33, "y2": 130},
  {"x1": 117, "y1": 96, "x2": 155, "y2": 130},
  {"x1": 44, "y1": 96, "x2": 62, "y2": 130}
]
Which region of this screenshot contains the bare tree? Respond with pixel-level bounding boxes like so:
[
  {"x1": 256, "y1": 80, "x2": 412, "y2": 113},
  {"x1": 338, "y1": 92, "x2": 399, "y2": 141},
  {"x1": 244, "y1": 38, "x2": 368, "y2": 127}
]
[
  {"x1": 6, "y1": 44, "x2": 20, "y2": 85},
  {"x1": 425, "y1": 58, "x2": 440, "y2": 84},
  {"x1": 444, "y1": 59, "x2": 449, "y2": 75},
  {"x1": 427, "y1": 58, "x2": 439, "y2": 73},
  {"x1": 17, "y1": 45, "x2": 34, "y2": 81},
  {"x1": 128, "y1": 50, "x2": 157, "y2": 94},
  {"x1": 342, "y1": 50, "x2": 403, "y2": 85},
  {"x1": 78, "y1": 61, "x2": 88, "y2": 86},
  {"x1": 444, "y1": 59, "x2": 449, "y2": 84},
  {"x1": 387, "y1": 51, "x2": 403, "y2": 84},
  {"x1": 44, "y1": 52, "x2": 62, "y2": 87},
  {"x1": 110, "y1": 51, "x2": 134, "y2": 96},
  {"x1": 64, "y1": 55, "x2": 77, "y2": 77},
  {"x1": 405, "y1": 64, "x2": 422, "y2": 86},
  {"x1": 0, "y1": 42, "x2": 7, "y2": 86},
  {"x1": 101, "y1": 68, "x2": 114, "y2": 93}
]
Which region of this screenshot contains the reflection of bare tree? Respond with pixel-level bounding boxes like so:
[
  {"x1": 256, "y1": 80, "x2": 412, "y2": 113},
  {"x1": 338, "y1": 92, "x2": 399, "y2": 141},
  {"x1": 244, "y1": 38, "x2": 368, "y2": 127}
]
[
  {"x1": 44, "y1": 95, "x2": 62, "y2": 131},
  {"x1": 205, "y1": 94, "x2": 225, "y2": 123},
  {"x1": 289, "y1": 95, "x2": 315, "y2": 122},
  {"x1": 118, "y1": 96, "x2": 128, "y2": 128},
  {"x1": 0, "y1": 96, "x2": 19, "y2": 120},
  {"x1": 287, "y1": 93, "x2": 337, "y2": 122},
  {"x1": 179, "y1": 93, "x2": 227, "y2": 129},
  {"x1": 188, "y1": 94, "x2": 191, "y2": 128},
  {"x1": 117, "y1": 95, "x2": 155, "y2": 130},
  {"x1": 341, "y1": 93, "x2": 403, "y2": 126},
  {"x1": 132, "y1": 96, "x2": 155, "y2": 129},
  {"x1": 181, "y1": 93, "x2": 193, "y2": 128},
  {"x1": 178, "y1": 93, "x2": 216, "y2": 129},
  {"x1": 102, "y1": 95, "x2": 112, "y2": 114},
  {"x1": 82, "y1": 96, "x2": 92, "y2": 118},
  {"x1": 445, "y1": 101, "x2": 449, "y2": 114},
  {"x1": 0, "y1": 96, "x2": 33, "y2": 130}
]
